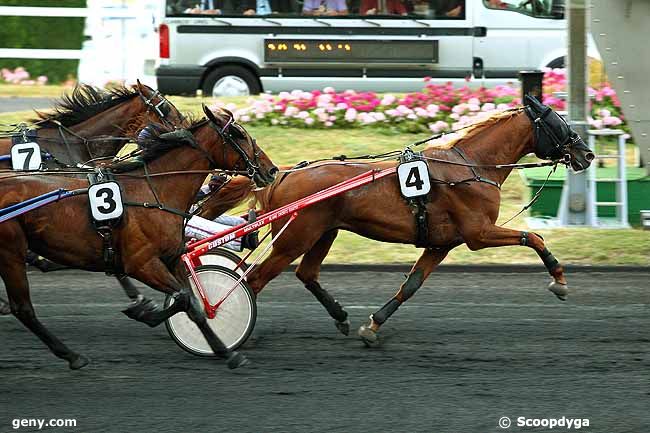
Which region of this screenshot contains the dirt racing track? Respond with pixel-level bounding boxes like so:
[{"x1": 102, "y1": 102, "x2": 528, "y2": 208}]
[{"x1": 1, "y1": 268, "x2": 649, "y2": 432}]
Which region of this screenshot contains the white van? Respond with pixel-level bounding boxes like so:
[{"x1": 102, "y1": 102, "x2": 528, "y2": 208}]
[{"x1": 156, "y1": 0, "x2": 595, "y2": 96}]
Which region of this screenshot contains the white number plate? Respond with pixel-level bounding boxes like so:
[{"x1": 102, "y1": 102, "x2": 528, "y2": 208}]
[
  {"x1": 11, "y1": 142, "x2": 42, "y2": 170},
  {"x1": 397, "y1": 160, "x2": 431, "y2": 198},
  {"x1": 88, "y1": 182, "x2": 124, "y2": 221}
]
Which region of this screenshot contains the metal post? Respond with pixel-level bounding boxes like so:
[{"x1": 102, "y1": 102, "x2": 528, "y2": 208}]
[
  {"x1": 519, "y1": 70, "x2": 545, "y2": 102},
  {"x1": 618, "y1": 133, "x2": 629, "y2": 226},
  {"x1": 561, "y1": 0, "x2": 590, "y2": 225}
]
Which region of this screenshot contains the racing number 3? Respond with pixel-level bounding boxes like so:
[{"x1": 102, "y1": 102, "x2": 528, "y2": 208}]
[
  {"x1": 95, "y1": 187, "x2": 117, "y2": 214},
  {"x1": 88, "y1": 182, "x2": 124, "y2": 221}
]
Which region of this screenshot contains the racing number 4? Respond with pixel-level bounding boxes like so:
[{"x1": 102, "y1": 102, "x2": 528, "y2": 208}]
[{"x1": 397, "y1": 160, "x2": 431, "y2": 198}]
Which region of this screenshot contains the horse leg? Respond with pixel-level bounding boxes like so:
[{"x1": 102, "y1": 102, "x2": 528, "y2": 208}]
[
  {"x1": 295, "y1": 229, "x2": 350, "y2": 335},
  {"x1": 123, "y1": 259, "x2": 247, "y2": 369},
  {"x1": 465, "y1": 225, "x2": 568, "y2": 300},
  {"x1": 0, "y1": 229, "x2": 88, "y2": 369},
  {"x1": 358, "y1": 248, "x2": 449, "y2": 347},
  {"x1": 116, "y1": 275, "x2": 143, "y2": 300}
]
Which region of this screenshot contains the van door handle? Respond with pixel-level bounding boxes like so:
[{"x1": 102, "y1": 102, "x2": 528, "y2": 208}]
[{"x1": 474, "y1": 27, "x2": 487, "y2": 37}]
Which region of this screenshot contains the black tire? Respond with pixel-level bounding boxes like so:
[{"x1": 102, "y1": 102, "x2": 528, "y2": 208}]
[
  {"x1": 165, "y1": 265, "x2": 257, "y2": 356},
  {"x1": 201, "y1": 65, "x2": 261, "y2": 97},
  {"x1": 546, "y1": 57, "x2": 565, "y2": 69}
]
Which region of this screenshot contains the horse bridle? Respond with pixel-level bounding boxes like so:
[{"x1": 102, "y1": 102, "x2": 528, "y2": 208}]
[
  {"x1": 139, "y1": 89, "x2": 178, "y2": 128},
  {"x1": 209, "y1": 116, "x2": 262, "y2": 178},
  {"x1": 524, "y1": 104, "x2": 580, "y2": 164}
]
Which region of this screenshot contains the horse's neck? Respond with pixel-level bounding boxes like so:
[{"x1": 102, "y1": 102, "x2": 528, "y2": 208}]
[
  {"x1": 40, "y1": 99, "x2": 144, "y2": 159},
  {"x1": 145, "y1": 137, "x2": 218, "y2": 213},
  {"x1": 456, "y1": 112, "x2": 533, "y2": 185}
]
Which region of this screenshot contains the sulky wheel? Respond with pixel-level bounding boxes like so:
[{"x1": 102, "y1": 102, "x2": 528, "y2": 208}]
[
  {"x1": 198, "y1": 248, "x2": 246, "y2": 275},
  {"x1": 165, "y1": 265, "x2": 256, "y2": 355}
]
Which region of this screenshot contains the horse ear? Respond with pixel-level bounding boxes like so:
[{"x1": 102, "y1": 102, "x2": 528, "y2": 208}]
[
  {"x1": 524, "y1": 94, "x2": 544, "y2": 109},
  {"x1": 134, "y1": 79, "x2": 150, "y2": 97},
  {"x1": 202, "y1": 104, "x2": 220, "y2": 125}
]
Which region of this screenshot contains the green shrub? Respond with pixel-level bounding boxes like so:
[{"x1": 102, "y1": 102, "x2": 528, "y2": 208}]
[{"x1": 0, "y1": 0, "x2": 86, "y2": 82}]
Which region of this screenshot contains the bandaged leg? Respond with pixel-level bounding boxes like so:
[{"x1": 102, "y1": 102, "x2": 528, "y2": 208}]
[{"x1": 186, "y1": 216, "x2": 242, "y2": 251}]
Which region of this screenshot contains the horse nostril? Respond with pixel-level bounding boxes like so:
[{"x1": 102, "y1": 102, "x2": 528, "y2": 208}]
[
  {"x1": 269, "y1": 166, "x2": 279, "y2": 177},
  {"x1": 585, "y1": 152, "x2": 595, "y2": 162}
]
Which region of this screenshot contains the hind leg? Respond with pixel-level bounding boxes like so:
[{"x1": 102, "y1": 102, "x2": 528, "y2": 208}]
[
  {"x1": 358, "y1": 247, "x2": 449, "y2": 347},
  {"x1": 0, "y1": 226, "x2": 88, "y2": 369},
  {"x1": 295, "y1": 229, "x2": 350, "y2": 335}
]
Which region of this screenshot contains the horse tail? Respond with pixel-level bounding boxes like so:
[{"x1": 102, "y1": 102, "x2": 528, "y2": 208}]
[{"x1": 198, "y1": 176, "x2": 256, "y2": 220}]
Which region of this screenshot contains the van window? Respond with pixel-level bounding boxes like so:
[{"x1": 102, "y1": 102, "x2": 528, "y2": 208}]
[
  {"x1": 166, "y1": 0, "x2": 466, "y2": 19},
  {"x1": 483, "y1": 0, "x2": 565, "y2": 19}
]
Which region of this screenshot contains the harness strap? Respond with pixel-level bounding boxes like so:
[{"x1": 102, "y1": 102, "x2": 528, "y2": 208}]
[
  {"x1": 123, "y1": 201, "x2": 193, "y2": 219},
  {"x1": 451, "y1": 147, "x2": 501, "y2": 189},
  {"x1": 97, "y1": 227, "x2": 117, "y2": 275}
]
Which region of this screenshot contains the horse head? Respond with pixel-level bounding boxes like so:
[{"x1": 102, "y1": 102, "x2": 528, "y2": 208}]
[
  {"x1": 201, "y1": 104, "x2": 278, "y2": 187},
  {"x1": 524, "y1": 95, "x2": 594, "y2": 171}
]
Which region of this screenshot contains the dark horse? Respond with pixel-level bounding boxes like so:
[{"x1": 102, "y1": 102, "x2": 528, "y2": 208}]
[
  {"x1": 202, "y1": 97, "x2": 594, "y2": 346},
  {"x1": 0, "y1": 106, "x2": 278, "y2": 369},
  {"x1": 0, "y1": 82, "x2": 185, "y2": 315}
]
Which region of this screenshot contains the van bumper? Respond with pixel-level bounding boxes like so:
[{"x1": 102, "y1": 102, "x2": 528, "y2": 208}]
[{"x1": 156, "y1": 65, "x2": 206, "y2": 95}]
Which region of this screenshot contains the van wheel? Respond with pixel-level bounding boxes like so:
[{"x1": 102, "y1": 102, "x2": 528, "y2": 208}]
[
  {"x1": 202, "y1": 66, "x2": 261, "y2": 97},
  {"x1": 546, "y1": 57, "x2": 565, "y2": 69}
]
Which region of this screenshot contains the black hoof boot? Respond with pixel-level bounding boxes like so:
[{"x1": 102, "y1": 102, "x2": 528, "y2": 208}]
[
  {"x1": 0, "y1": 298, "x2": 11, "y2": 315},
  {"x1": 335, "y1": 319, "x2": 350, "y2": 336},
  {"x1": 122, "y1": 296, "x2": 164, "y2": 327},
  {"x1": 227, "y1": 351, "x2": 249, "y2": 369},
  {"x1": 241, "y1": 232, "x2": 259, "y2": 251},
  {"x1": 69, "y1": 354, "x2": 90, "y2": 370}
]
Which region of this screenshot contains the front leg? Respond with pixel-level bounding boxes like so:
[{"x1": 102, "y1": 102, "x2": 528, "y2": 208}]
[
  {"x1": 465, "y1": 225, "x2": 568, "y2": 300},
  {"x1": 123, "y1": 258, "x2": 248, "y2": 369}
]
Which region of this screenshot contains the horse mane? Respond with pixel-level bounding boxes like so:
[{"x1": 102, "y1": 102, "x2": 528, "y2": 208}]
[
  {"x1": 109, "y1": 116, "x2": 207, "y2": 173},
  {"x1": 425, "y1": 109, "x2": 521, "y2": 150},
  {"x1": 32, "y1": 84, "x2": 139, "y2": 127}
]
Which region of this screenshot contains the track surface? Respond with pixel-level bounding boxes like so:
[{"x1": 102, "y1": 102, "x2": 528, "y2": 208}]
[
  {"x1": 1, "y1": 269, "x2": 649, "y2": 433},
  {"x1": 0, "y1": 97, "x2": 52, "y2": 113}
]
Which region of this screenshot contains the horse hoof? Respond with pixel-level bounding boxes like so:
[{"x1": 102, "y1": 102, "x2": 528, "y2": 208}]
[
  {"x1": 335, "y1": 319, "x2": 350, "y2": 336},
  {"x1": 358, "y1": 324, "x2": 380, "y2": 348},
  {"x1": 69, "y1": 354, "x2": 90, "y2": 370},
  {"x1": 548, "y1": 281, "x2": 569, "y2": 301},
  {"x1": 227, "y1": 352, "x2": 249, "y2": 370},
  {"x1": 122, "y1": 297, "x2": 163, "y2": 327},
  {"x1": 0, "y1": 301, "x2": 11, "y2": 315}
]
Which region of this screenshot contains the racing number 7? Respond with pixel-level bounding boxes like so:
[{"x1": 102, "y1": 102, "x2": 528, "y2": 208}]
[{"x1": 17, "y1": 147, "x2": 34, "y2": 170}]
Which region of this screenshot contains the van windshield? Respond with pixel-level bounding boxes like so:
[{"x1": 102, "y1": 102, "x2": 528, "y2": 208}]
[{"x1": 166, "y1": 1, "x2": 467, "y2": 19}]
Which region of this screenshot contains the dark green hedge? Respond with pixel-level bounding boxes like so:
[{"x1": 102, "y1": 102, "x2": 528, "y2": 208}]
[{"x1": 0, "y1": 0, "x2": 86, "y2": 83}]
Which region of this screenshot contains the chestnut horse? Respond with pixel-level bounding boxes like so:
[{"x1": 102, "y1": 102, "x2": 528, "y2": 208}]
[
  {"x1": 0, "y1": 81, "x2": 184, "y2": 169},
  {"x1": 0, "y1": 82, "x2": 185, "y2": 315},
  {"x1": 202, "y1": 97, "x2": 594, "y2": 346},
  {"x1": 0, "y1": 106, "x2": 278, "y2": 369}
]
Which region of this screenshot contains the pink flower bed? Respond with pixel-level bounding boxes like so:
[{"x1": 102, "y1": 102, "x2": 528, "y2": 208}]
[
  {"x1": 0, "y1": 67, "x2": 48, "y2": 86},
  {"x1": 216, "y1": 68, "x2": 625, "y2": 134}
]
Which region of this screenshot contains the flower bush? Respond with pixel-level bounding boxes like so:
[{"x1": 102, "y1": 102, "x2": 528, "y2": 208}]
[
  {"x1": 0, "y1": 67, "x2": 48, "y2": 86},
  {"x1": 211, "y1": 68, "x2": 626, "y2": 134}
]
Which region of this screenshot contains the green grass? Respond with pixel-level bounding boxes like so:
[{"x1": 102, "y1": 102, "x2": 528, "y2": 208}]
[
  {"x1": 1, "y1": 94, "x2": 648, "y2": 266},
  {"x1": 0, "y1": 83, "x2": 72, "y2": 98}
]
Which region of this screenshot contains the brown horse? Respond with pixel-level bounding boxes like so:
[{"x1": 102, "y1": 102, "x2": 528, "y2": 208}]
[
  {"x1": 202, "y1": 98, "x2": 594, "y2": 346},
  {"x1": 0, "y1": 82, "x2": 185, "y2": 315},
  {"x1": 0, "y1": 81, "x2": 184, "y2": 169},
  {"x1": 0, "y1": 106, "x2": 278, "y2": 369}
]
